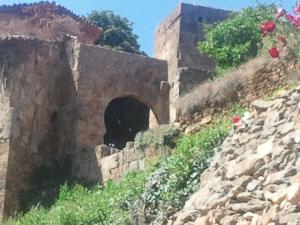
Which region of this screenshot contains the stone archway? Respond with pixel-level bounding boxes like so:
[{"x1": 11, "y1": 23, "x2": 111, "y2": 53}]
[{"x1": 103, "y1": 97, "x2": 151, "y2": 149}]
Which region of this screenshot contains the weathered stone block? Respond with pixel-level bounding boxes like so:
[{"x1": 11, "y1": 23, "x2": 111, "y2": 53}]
[
  {"x1": 100, "y1": 153, "x2": 120, "y2": 171},
  {"x1": 128, "y1": 161, "x2": 139, "y2": 171},
  {"x1": 95, "y1": 145, "x2": 111, "y2": 158},
  {"x1": 124, "y1": 149, "x2": 139, "y2": 163}
]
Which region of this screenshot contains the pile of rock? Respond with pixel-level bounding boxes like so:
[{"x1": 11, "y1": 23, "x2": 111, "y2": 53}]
[{"x1": 168, "y1": 86, "x2": 300, "y2": 225}]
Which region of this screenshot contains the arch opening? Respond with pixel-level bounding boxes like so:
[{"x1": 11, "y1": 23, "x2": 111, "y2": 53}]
[{"x1": 104, "y1": 97, "x2": 150, "y2": 149}]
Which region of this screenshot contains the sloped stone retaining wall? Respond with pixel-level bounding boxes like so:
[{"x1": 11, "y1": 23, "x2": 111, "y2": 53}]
[{"x1": 180, "y1": 53, "x2": 296, "y2": 133}]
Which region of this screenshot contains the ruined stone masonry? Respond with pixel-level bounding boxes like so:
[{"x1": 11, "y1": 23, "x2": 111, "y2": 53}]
[
  {"x1": 0, "y1": 2, "x2": 169, "y2": 219},
  {"x1": 180, "y1": 53, "x2": 295, "y2": 134},
  {"x1": 168, "y1": 87, "x2": 300, "y2": 225}
]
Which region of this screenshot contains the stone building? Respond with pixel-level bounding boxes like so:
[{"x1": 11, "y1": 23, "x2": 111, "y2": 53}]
[
  {"x1": 0, "y1": 1, "x2": 229, "y2": 219},
  {"x1": 154, "y1": 3, "x2": 230, "y2": 121},
  {"x1": 0, "y1": 2, "x2": 102, "y2": 44}
]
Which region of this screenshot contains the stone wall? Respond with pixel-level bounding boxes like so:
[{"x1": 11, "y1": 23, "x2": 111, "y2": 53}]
[
  {"x1": 76, "y1": 123, "x2": 181, "y2": 183},
  {"x1": 0, "y1": 2, "x2": 101, "y2": 44},
  {"x1": 154, "y1": 3, "x2": 230, "y2": 121},
  {"x1": 71, "y1": 41, "x2": 169, "y2": 183},
  {"x1": 76, "y1": 141, "x2": 165, "y2": 183},
  {"x1": 0, "y1": 36, "x2": 169, "y2": 218},
  {"x1": 100, "y1": 145, "x2": 144, "y2": 182},
  {"x1": 74, "y1": 43, "x2": 169, "y2": 148},
  {"x1": 0, "y1": 37, "x2": 72, "y2": 218},
  {"x1": 93, "y1": 143, "x2": 149, "y2": 182},
  {"x1": 179, "y1": 53, "x2": 296, "y2": 133},
  {"x1": 169, "y1": 86, "x2": 300, "y2": 225}
]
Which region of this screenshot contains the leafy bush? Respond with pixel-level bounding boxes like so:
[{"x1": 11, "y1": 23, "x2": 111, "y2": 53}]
[
  {"x1": 138, "y1": 123, "x2": 228, "y2": 224},
  {"x1": 197, "y1": 5, "x2": 275, "y2": 71},
  {"x1": 138, "y1": 105, "x2": 246, "y2": 224}
]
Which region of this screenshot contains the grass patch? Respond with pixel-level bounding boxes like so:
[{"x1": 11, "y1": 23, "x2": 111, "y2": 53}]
[{"x1": 5, "y1": 171, "x2": 150, "y2": 225}]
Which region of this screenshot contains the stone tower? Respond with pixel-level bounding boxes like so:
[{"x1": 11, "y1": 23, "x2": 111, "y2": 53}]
[{"x1": 154, "y1": 3, "x2": 230, "y2": 121}]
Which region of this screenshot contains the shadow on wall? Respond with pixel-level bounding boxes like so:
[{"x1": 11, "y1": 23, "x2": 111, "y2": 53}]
[
  {"x1": 18, "y1": 159, "x2": 72, "y2": 212},
  {"x1": 2, "y1": 39, "x2": 89, "y2": 217}
]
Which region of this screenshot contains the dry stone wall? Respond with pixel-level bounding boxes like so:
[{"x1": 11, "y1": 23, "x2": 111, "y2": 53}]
[
  {"x1": 169, "y1": 86, "x2": 300, "y2": 225},
  {"x1": 74, "y1": 141, "x2": 162, "y2": 183},
  {"x1": 180, "y1": 53, "x2": 296, "y2": 134},
  {"x1": 97, "y1": 143, "x2": 147, "y2": 182}
]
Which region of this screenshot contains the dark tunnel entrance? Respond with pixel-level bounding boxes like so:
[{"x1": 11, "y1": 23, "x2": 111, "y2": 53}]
[{"x1": 104, "y1": 97, "x2": 150, "y2": 149}]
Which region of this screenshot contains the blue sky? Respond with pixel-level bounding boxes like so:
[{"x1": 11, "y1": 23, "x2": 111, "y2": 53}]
[{"x1": 1, "y1": 0, "x2": 295, "y2": 56}]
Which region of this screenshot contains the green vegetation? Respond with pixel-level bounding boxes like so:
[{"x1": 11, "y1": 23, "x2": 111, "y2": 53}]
[
  {"x1": 134, "y1": 124, "x2": 181, "y2": 151},
  {"x1": 138, "y1": 104, "x2": 246, "y2": 224},
  {"x1": 197, "y1": 5, "x2": 275, "y2": 73},
  {"x1": 5, "y1": 171, "x2": 149, "y2": 225},
  {"x1": 5, "y1": 105, "x2": 246, "y2": 225},
  {"x1": 87, "y1": 10, "x2": 144, "y2": 54},
  {"x1": 140, "y1": 121, "x2": 230, "y2": 224}
]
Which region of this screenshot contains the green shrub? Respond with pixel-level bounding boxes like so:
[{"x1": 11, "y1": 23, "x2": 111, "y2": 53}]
[
  {"x1": 197, "y1": 5, "x2": 275, "y2": 71},
  {"x1": 6, "y1": 106, "x2": 246, "y2": 225},
  {"x1": 138, "y1": 105, "x2": 246, "y2": 224},
  {"x1": 139, "y1": 122, "x2": 229, "y2": 224}
]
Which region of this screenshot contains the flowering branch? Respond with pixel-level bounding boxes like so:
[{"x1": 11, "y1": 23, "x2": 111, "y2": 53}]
[{"x1": 260, "y1": 2, "x2": 300, "y2": 58}]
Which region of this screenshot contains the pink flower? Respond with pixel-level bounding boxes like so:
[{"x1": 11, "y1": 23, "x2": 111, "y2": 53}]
[
  {"x1": 285, "y1": 13, "x2": 295, "y2": 22},
  {"x1": 260, "y1": 21, "x2": 276, "y2": 34},
  {"x1": 276, "y1": 7, "x2": 286, "y2": 18},
  {"x1": 294, "y1": 3, "x2": 300, "y2": 14},
  {"x1": 232, "y1": 115, "x2": 241, "y2": 124},
  {"x1": 285, "y1": 14, "x2": 300, "y2": 28},
  {"x1": 292, "y1": 15, "x2": 300, "y2": 28},
  {"x1": 268, "y1": 47, "x2": 280, "y2": 58}
]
